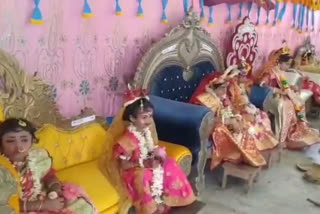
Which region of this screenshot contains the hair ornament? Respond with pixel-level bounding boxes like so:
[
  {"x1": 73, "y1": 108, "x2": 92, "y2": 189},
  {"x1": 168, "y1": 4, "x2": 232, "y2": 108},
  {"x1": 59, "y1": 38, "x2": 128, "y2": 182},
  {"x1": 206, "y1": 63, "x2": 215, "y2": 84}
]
[{"x1": 18, "y1": 120, "x2": 27, "y2": 127}]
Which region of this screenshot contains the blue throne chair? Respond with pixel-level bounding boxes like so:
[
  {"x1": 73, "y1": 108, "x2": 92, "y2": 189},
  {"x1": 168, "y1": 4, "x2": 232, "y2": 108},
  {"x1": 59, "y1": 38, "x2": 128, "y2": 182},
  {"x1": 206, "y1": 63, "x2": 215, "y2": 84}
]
[{"x1": 133, "y1": 9, "x2": 225, "y2": 194}]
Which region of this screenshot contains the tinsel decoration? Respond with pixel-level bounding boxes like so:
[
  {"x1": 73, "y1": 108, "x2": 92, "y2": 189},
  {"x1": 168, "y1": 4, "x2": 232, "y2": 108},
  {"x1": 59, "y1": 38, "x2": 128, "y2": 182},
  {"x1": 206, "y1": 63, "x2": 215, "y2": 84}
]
[
  {"x1": 292, "y1": 3, "x2": 298, "y2": 29},
  {"x1": 115, "y1": 0, "x2": 123, "y2": 16},
  {"x1": 83, "y1": 0, "x2": 94, "y2": 18},
  {"x1": 161, "y1": 0, "x2": 169, "y2": 23},
  {"x1": 273, "y1": 0, "x2": 280, "y2": 26},
  {"x1": 184, "y1": 0, "x2": 189, "y2": 14},
  {"x1": 30, "y1": 0, "x2": 43, "y2": 25},
  {"x1": 256, "y1": 7, "x2": 261, "y2": 26},
  {"x1": 227, "y1": 4, "x2": 232, "y2": 24},
  {"x1": 137, "y1": 0, "x2": 144, "y2": 17},
  {"x1": 200, "y1": 0, "x2": 205, "y2": 22},
  {"x1": 247, "y1": 2, "x2": 253, "y2": 17},
  {"x1": 238, "y1": 2, "x2": 244, "y2": 20},
  {"x1": 278, "y1": 1, "x2": 287, "y2": 23},
  {"x1": 209, "y1": 6, "x2": 214, "y2": 26}
]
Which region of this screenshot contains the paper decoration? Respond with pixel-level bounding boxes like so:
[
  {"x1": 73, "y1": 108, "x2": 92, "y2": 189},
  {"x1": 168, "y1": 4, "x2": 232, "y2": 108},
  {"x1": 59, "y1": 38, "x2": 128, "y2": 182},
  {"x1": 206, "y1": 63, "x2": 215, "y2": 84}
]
[
  {"x1": 227, "y1": 4, "x2": 232, "y2": 24},
  {"x1": 292, "y1": 3, "x2": 298, "y2": 28},
  {"x1": 184, "y1": 0, "x2": 189, "y2": 14},
  {"x1": 115, "y1": 0, "x2": 123, "y2": 16},
  {"x1": 312, "y1": 9, "x2": 315, "y2": 31},
  {"x1": 161, "y1": 0, "x2": 169, "y2": 23},
  {"x1": 298, "y1": 4, "x2": 306, "y2": 33},
  {"x1": 256, "y1": 7, "x2": 261, "y2": 26},
  {"x1": 30, "y1": 0, "x2": 43, "y2": 25},
  {"x1": 200, "y1": 0, "x2": 205, "y2": 21},
  {"x1": 273, "y1": 0, "x2": 280, "y2": 25},
  {"x1": 247, "y1": 2, "x2": 253, "y2": 17},
  {"x1": 265, "y1": 9, "x2": 270, "y2": 25},
  {"x1": 238, "y1": 2, "x2": 244, "y2": 20},
  {"x1": 209, "y1": 6, "x2": 214, "y2": 26},
  {"x1": 278, "y1": 2, "x2": 287, "y2": 23},
  {"x1": 137, "y1": 0, "x2": 144, "y2": 17},
  {"x1": 305, "y1": 7, "x2": 309, "y2": 31},
  {"x1": 83, "y1": 0, "x2": 94, "y2": 18}
]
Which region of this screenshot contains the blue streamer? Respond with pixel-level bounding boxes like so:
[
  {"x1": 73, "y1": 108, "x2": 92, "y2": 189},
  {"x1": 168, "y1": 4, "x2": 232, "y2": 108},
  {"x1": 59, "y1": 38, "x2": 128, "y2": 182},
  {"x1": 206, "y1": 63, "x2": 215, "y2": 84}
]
[
  {"x1": 161, "y1": 0, "x2": 169, "y2": 23},
  {"x1": 30, "y1": 0, "x2": 43, "y2": 25},
  {"x1": 209, "y1": 6, "x2": 214, "y2": 26},
  {"x1": 299, "y1": 5, "x2": 306, "y2": 33},
  {"x1": 298, "y1": 4, "x2": 303, "y2": 31},
  {"x1": 273, "y1": 1, "x2": 280, "y2": 26},
  {"x1": 137, "y1": 0, "x2": 144, "y2": 17},
  {"x1": 256, "y1": 7, "x2": 261, "y2": 26},
  {"x1": 227, "y1": 4, "x2": 232, "y2": 24},
  {"x1": 83, "y1": 0, "x2": 93, "y2": 18},
  {"x1": 292, "y1": 3, "x2": 297, "y2": 29},
  {"x1": 115, "y1": 0, "x2": 122, "y2": 16},
  {"x1": 305, "y1": 7, "x2": 309, "y2": 31},
  {"x1": 312, "y1": 9, "x2": 315, "y2": 31},
  {"x1": 247, "y1": 2, "x2": 253, "y2": 17},
  {"x1": 265, "y1": 9, "x2": 270, "y2": 25},
  {"x1": 200, "y1": 0, "x2": 205, "y2": 21},
  {"x1": 278, "y1": 2, "x2": 287, "y2": 23},
  {"x1": 184, "y1": 0, "x2": 189, "y2": 14},
  {"x1": 238, "y1": 2, "x2": 244, "y2": 20}
]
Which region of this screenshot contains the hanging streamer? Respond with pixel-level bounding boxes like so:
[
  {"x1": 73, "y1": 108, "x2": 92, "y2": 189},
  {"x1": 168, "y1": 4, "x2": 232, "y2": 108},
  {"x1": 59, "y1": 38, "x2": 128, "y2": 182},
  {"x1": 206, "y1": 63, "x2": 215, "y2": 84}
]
[
  {"x1": 209, "y1": 6, "x2": 214, "y2": 26},
  {"x1": 30, "y1": 0, "x2": 43, "y2": 25},
  {"x1": 312, "y1": 9, "x2": 315, "y2": 31},
  {"x1": 238, "y1": 2, "x2": 244, "y2": 20},
  {"x1": 83, "y1": 0, "x2": 94, "y2": 18},
  {"x1": 273, "y1": 0, "x2": 280, "y2": 26},
  {"x1": 161, "y1": 0, "x2": 169, "y2": 23},
  {"x1": 297, "y1": 3, "x2": 303, "y2": 31},
  {"x1": 256, "y1": 7, "x2": 261, "y2": 26},
  {"x1": 247, "y1": 2, "x2": 253, "y2": 17},
  {"x1": 227, "y1": 4, "x2": 232, "y2": 24},
  {"x1": 200, "y1": 0, "x2": 205, "y2": 21},
  {"x1": 299, "y1": 4, "x2": 306, "y2": 33},
  {"x1": 305, "y1": 7, "x2": 309, "y2": 32},
  {"x1": 137, "y1": 0, "x2": 144, "y2": 17},
  {"x1": 115, "y1": 0, "x2": 122, "y2": 16},
  {"x1": 278, "y1": 1, "x2": 287, "y2": 23},
  {"x1": 184, "y1": 0, "x2": 189, "y2": 14},
  {"x1": 292, "y1": 3, "x2": 298, "y2": 29},
  {"x1": 265, "y1": 10, "x2": 270, "y2": 25}
]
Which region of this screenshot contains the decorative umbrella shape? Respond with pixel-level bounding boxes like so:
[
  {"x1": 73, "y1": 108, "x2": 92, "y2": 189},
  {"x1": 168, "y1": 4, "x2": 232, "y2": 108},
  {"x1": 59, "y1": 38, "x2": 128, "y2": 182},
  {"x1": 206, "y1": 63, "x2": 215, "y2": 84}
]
[
  {"x1": 83, "y1": 0, "x2": 94, "y2": 18},
  {"x1": 115, "y1": 0, "x2": 123, "y2": 15},
  {"x1": 30, "y1": 0, "x2": 43, "y2": 25},
  {"x1": 161, "y1": 0, "x2": 169, "y2": 23},
  {"x1": 137, "y1": 0, "x2": 144, "y2": 17}
]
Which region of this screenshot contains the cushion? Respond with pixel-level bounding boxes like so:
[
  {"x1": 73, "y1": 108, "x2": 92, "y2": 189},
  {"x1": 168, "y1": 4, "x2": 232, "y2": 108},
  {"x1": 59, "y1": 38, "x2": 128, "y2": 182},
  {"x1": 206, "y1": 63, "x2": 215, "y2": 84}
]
[
  {"x1": 158, "y1": 141, "x2": 192, "y2": 163},
  {"x1": 249, "y1": 85, "x2": 272, "y2": 109},
  {"x1": 56, "y1": 160, "x2": 119, "y2": 213},
  {"x1": 150, "y1": 61, "x2": 215, "y2": 102}
]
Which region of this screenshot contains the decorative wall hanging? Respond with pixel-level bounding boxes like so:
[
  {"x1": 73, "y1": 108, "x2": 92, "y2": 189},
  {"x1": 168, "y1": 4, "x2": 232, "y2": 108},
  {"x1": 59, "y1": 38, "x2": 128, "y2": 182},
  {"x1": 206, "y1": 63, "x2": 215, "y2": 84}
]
[
  {"x1": 137, "y1": 0, "x2": 144, "y2": 17},
  {"x1": 184, "y1": 0, "x2": 189, "y2": 14},
  {"x1": 273, "y1": 0, "x2": 280, "y2": 25},
  {"x1": 238, "y1": 2, "x2": 244, "y2": 20},
  {"x1": 312, "y1": 9, "x2": 315, "y2": 31},
  {"x1": 256, "y1": 6, "x2": 261, "y2": 25},
  {"x1": 115, "y1": 0, "x2": 123, "y2": 16},
  {"x1": 200, "y1": 0, "x2": 206, "y2": 21},
  {"x1": 209, "y1": 6, "x2": 214, "y2": 25},
  {"x1": 161, "y1": 0, "x2": 169, "y2": 23},
  {"x1": 82, "y1": 0, "x2": 94, "y2": 18},
  {"x1": 247, "y1": 2, "x2": 253, "y2": 17},
  {"x1": 278, "y1": 1, "x2": 288, "y2": 23},
  {"x1": 30, "y1": 0, "x2": 43, "y2": 25},
  {"x1": 298, "y1": 3, "x2": 306, "y2": 33},
  {"x1": 204, "y1": 0, "x2": 275, "y2": 12},
  {"x1": 305, "y1": 7, "x2": 309, "y2": 31},
  {"x1": 292, "y1": 1, "x2": 298, "y2": 28},
  {"x1": 227, "y1": 4, "x2": 232, "y2": 24},
  {"x1": 265, "y1": 9, "x2": 270, "y2": 25}
]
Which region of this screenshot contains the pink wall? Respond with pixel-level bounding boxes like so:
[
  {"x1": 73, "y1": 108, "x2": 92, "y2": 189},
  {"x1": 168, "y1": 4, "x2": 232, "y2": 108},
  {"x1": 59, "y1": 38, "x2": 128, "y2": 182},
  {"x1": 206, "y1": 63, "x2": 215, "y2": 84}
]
[{"x1": 0, "y1": 1, "x2": 319, "y2": 117}]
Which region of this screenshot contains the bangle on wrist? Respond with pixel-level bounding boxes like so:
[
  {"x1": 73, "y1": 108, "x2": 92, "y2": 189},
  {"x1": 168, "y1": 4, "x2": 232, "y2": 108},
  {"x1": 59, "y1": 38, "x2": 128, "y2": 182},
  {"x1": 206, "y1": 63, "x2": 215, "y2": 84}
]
[{"x1": 38, "y1": 200, "x2": 43, "y2": 211}]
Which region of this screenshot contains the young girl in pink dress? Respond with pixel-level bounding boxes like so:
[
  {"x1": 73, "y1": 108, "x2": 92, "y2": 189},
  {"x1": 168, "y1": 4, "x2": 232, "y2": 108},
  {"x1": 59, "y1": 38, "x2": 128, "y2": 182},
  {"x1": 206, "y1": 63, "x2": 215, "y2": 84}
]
[
  {"x1": 112, "y1": 89, "x2": 195, "y2": 214},
  {"x1": 0, "y1": 118, "x2": 97, "y2": 214}
]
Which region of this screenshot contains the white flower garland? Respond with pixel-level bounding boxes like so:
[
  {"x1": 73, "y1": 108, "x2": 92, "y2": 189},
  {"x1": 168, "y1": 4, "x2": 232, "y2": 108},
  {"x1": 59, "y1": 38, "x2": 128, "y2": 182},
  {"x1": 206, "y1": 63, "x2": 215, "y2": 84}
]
[{"x1": 128, "y1": 124, "x2": 164, "y2": 204}]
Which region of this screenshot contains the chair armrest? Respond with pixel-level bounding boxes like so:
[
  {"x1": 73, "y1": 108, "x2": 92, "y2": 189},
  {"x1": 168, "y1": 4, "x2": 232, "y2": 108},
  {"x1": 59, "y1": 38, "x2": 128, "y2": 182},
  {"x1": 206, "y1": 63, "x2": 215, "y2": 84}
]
[{"x1": 149, "y1": 95, "x2": 214, "y2": 163}]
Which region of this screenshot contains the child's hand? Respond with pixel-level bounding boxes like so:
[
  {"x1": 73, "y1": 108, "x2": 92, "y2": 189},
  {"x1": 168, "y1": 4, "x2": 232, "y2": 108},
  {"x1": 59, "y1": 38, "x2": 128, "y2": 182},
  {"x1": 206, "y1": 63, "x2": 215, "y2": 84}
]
[
  {"x1": 43, "y1": 198, "x2": 65, "y2": 212},
  {"x1": 154, "y1": 147, "x2": 166, "y2": 161}
]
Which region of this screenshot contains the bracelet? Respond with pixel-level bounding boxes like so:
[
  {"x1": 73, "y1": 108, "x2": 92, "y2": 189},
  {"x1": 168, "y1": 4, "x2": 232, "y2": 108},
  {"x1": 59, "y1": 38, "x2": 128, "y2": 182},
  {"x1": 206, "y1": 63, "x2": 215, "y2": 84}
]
[
  {"x1": 38, "y1": 200, "x2": 43, "y2": 211},
  {"x1": 48, "y1": 181, "x2": 61, "y2": 189}
]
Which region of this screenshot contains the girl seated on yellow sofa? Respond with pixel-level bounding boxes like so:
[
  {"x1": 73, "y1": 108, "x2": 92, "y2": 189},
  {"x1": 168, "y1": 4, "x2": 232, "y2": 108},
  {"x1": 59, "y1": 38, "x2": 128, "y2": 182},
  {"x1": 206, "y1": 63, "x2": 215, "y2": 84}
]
[{"x1": 0, "y1": 118, "x2": 98, "y2": 214}]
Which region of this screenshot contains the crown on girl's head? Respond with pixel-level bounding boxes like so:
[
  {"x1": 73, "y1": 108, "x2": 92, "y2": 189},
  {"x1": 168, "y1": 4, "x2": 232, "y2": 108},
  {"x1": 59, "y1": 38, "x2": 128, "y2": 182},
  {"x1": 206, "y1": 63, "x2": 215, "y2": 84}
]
[
  {"x1": 280, "y1": 40, "x2": 291, "y2": 55},
  {"x1": 18, "y1": 120, "x2": 27, "y2": 127},
  {"x1": 123, "y1": 84, "x2": 149, "y2": 107}
]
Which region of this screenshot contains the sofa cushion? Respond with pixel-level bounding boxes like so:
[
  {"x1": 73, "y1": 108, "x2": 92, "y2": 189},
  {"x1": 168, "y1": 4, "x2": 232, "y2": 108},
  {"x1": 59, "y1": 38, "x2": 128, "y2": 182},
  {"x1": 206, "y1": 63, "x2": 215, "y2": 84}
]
[
  {"x1": 36, "y1": 123, "x2": 109, "y2": 171},
  {"x1": 56, "y1": 160, "x2": 119, "y2": 212}
]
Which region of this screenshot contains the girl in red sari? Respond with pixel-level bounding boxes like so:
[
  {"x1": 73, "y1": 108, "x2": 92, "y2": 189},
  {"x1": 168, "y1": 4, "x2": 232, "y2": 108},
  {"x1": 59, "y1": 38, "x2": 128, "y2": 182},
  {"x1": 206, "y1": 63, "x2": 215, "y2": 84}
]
[
  {"x1": 0, "y1": 118, "x2": 97, "y2": 214},
  {"x1": 112, "y1": 89, "x2": 195, "y2": 214},
  {"x1": 255, "y1": 46, "x2": 320, "y2": 149}
]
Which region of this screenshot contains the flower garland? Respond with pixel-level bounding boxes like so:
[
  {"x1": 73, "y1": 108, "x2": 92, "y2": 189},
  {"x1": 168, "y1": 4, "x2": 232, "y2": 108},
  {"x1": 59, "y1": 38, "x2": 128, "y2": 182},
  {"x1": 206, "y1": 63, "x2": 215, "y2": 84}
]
[{"x1": 127, "y1": 124, "x2": 164, "y2": 204}]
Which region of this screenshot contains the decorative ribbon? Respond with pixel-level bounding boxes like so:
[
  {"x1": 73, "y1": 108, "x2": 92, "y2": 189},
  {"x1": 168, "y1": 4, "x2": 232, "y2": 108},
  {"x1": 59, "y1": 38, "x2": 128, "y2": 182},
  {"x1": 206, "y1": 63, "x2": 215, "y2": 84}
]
[
  {"x1": 305, "y1": 7, "x2": 309, "y2": 32},
  {"x1": 30, "y1": 0, "x2": 43, "y2": 25},
  {"x1": 184, "y1": 0, "x2": 189, "y2": 14},
  {"x1": 312, "y1": 8, "x2": 315, "y2": 31},
  {"x1": 292, "y1": 3, "x2": 298, "y2": 29},
  {"x1": 273, "y1": 0, "x2": 280, "y2": 26},
  {"x1": 298, "y1": 4, "x2": 306, "y2": 33},
  {"x1": 238, "y1": 2, "x2": 244, "y2": 20},
  {"x1": 256, "y1": 7, "x2": 261, "y2": 26},
  {"x1": 209, "y1": 6, "x2": 214, "y2": 26},
  {"x1": 200, "y1": 0, "x2": 205, "y2": 21},
  {"x1": 298, "y1": 3, "x2": 303, "y2": 32},
  {"x1": 137, "y1": 0, "x2": 144, "y2": 17},
  {"x1": 265, "y1": 9, "x2": 270, "y2": 25},
  {"x1": 161, "y1": 0, "x2": 169, "y2": 23},
  {"x1": 278, "y1": 1, "x2": 287, "y2": 23},
  {"x1": 83, "y1": 0, "x2": 94, "y2": 18},
  {"x1": 115, "y1": 0, "x2": 123, "y2": 16},
  {"x1": 227, "y1": 4, "x2": 232, "y2": 24},
  {"x1": 247, "y1": 2, "x2": 253, "y2": 17}
]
